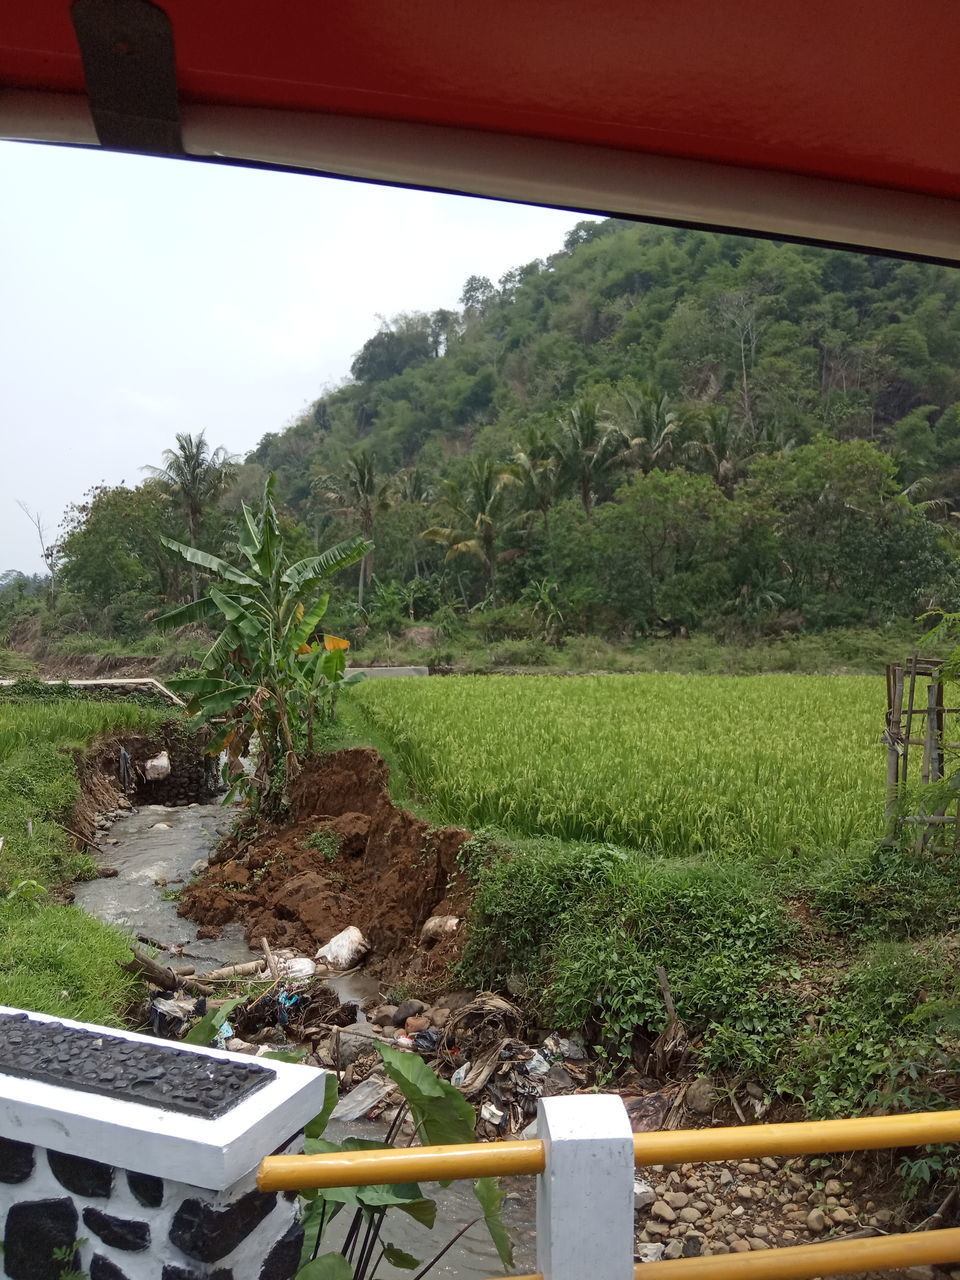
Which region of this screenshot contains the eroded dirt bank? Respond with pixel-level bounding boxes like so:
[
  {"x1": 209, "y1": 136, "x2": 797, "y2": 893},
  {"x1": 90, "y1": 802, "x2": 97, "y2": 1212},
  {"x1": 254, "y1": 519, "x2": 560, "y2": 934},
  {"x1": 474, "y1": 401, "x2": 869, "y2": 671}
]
[{"x1": 177, "y1": 748, "x2": 472, "y2": 982}]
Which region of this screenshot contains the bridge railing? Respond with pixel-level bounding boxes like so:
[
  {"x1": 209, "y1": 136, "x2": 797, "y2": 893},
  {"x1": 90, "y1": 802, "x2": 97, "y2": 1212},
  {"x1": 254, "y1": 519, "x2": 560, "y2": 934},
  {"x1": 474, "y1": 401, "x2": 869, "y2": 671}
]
[{"x1": 258, "y1": 1094, "x2": 960, "y2": 1280}]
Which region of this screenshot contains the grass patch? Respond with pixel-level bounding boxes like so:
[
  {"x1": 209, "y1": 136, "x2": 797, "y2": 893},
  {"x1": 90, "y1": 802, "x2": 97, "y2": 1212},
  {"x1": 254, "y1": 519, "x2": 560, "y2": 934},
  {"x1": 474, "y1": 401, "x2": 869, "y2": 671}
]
[{"x1": 0, "y1": 697, "x2": 173, "y2": 1022}]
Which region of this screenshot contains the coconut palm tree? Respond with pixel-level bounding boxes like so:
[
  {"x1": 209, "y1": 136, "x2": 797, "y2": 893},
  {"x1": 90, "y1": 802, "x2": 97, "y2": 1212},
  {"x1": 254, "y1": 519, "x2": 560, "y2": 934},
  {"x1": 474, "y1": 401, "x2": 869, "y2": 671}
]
[
  {"x1": 422, "y1": 458, "x2": 519, "y2": 599},
  {"x1": 313, "y1": 447, "x2": 391, "y2": 606},
  {"x1": 553, "y1": 399, "x2": 625, "y2": 515},
  {"x1": 510, "y1": 425, "x2": 561, "y2": 532},
  {"x1": 143, "y1": 432, "x2": 236, "y2": 600},
  {"x1": 685, "y1": 406, "x2": 759, "y2": 494},
  {"x1": 619, "y1": 384, "x2": 686, "y2": 473}
]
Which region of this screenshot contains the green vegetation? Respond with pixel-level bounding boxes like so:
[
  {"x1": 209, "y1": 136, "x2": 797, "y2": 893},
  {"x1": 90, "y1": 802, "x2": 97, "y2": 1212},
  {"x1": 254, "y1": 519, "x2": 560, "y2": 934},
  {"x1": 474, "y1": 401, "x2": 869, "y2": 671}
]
[
  {"x1": 5, "y1": 221, "x2": 960, "y2": 670},
  {"x1": 353, "y1": 674, "x2": 883, "y2": 863},
  {"x1": 348, "y1": 670, "x2": 960, "y2": 1141},
  {"x1": 0, "y1": 698, "x2": 169, "y2": 1020},
  {"x1": 160, "y1": 476, "x2": 369, "y2": 813}
]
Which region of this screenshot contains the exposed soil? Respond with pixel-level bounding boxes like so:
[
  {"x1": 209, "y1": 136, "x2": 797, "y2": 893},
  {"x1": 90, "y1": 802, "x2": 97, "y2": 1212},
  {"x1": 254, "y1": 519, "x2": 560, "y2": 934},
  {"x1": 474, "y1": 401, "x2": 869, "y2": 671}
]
[{"x1": 177, "y1": 748, "x2": 473, "y2": 984}]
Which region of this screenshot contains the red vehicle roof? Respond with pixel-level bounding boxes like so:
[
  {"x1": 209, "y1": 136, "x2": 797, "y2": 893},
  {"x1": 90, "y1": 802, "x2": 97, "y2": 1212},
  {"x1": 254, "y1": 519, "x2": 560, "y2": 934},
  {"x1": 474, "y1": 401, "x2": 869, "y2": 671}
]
[{"x1": 3, "y1": 2, "x2": 960, "y2": 261}]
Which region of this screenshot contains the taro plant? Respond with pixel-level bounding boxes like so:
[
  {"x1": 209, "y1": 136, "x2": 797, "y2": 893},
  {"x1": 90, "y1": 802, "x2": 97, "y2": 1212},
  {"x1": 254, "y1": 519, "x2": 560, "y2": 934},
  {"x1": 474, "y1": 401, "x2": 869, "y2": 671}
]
[
  {"x1": 157, "y1": 475, "x2": 370, "y2": 814},
  {"x1": 296, "y1": 1045, "x2": 512, "y2": 1280}
]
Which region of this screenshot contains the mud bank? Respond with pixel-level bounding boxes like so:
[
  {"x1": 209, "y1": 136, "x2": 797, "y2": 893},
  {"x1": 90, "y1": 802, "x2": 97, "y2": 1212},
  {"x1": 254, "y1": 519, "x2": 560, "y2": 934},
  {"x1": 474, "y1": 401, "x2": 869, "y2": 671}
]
[{"x1": 178, "y1": 749, "x2": 472, "y2": 983}]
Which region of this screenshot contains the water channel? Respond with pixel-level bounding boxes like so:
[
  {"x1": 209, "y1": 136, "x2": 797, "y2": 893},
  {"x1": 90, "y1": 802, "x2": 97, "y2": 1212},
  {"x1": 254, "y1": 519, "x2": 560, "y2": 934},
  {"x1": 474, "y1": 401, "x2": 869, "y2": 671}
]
[{"x1": 74, "y1": 801, "x2": 537, "y2": 1278}]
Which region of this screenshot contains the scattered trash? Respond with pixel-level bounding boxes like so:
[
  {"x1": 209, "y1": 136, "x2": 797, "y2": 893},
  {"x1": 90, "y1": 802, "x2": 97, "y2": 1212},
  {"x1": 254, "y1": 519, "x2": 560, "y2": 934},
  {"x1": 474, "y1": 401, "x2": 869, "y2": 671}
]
[
  {"x1": 143, "y1": 751, "x2": 171, "y2": 781},
  {"x1": 419, "y1": 914, "x2": 460, "y2": 943},
  {"x1": 636, "y1": 1243, "x2": 666, "y2": 1264},
  {"x1": 450, "y1": 1062, "x2": 471, "y2": 1087},
  {"x1": 395, "y1": 1034, "x2": 414, "y2": 1048},
  {"x1": 330, "y1": 1074, "x2": 395, "y2": 1122},
  {"x1": 315, "y1": 926, "x2": 370, "y2": 970},
  {"x1": 480, "y1": 1101, "x2": 505, "y2": 1126},
  {"x1": 543, "y1": 1032, "x2": 587, "y2": 1061},
  {"x1": 523, "y1": 1051, "x2": 550, "y2": 1077},
  {"x1": 277, "y1": 957, "x2": 316, "y2": 981},
  {"x1": 411, "y1": 1027, "x2": 442, "y2": 1054}
]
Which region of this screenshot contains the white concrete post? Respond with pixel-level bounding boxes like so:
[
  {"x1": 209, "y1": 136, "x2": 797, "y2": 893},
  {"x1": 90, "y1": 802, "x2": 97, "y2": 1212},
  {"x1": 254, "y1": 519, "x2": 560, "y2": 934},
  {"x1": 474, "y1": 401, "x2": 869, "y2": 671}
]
[{"x1": 535, "y1": 1093, "x2": 635, "y2": 1280}]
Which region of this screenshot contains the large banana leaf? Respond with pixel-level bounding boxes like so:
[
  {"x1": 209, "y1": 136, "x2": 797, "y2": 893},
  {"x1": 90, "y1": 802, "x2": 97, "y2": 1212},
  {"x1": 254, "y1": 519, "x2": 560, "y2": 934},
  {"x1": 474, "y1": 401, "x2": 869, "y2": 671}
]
[
  {"x1": 288, "y1": 594, "x2": 330, "y2": 651},
  {"x1": 160, "y1": 536, "x2": 259, "y2": 587},
  {"x1": 190, "y1": 684, "x2": 257, "y2": 717},
  {"x1": 282, "y1": 535, "x2": 371, "y2": 586},
  {"x1": 154, "y1": 594, "x2": 223, "y2": 631}
]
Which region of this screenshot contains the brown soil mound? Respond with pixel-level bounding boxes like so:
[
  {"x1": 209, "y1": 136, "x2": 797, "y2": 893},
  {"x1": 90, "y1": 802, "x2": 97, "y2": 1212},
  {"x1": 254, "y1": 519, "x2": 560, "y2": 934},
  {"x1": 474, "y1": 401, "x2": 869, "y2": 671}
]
[{"x1": 178, "y1": 748, "x2": 473, "y2": 981}]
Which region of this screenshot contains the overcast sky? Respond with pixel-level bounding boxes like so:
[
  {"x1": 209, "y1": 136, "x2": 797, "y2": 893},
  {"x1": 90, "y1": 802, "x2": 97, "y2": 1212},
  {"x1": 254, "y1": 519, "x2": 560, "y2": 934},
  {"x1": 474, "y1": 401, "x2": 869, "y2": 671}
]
[{"x1": 0, "y1": 141, "x2": 587, "y2": 574}]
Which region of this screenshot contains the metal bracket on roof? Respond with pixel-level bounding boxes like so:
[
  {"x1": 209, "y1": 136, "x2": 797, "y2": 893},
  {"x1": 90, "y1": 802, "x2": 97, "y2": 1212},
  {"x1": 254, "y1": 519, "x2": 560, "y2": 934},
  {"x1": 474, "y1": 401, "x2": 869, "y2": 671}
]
[{"x1": 70, "y1": 0, "x2": 183, "y2": 156}]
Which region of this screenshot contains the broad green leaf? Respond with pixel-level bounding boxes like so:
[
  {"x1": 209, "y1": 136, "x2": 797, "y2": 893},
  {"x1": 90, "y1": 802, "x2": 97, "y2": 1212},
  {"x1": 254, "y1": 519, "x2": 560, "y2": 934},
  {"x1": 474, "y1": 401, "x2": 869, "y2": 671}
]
[
  {"x1": 209, "y1": 586, "x2": 256, "y2": 623},
  {"x1": 289, "y1": 594, "x2": 331, "y2": 651},
  {"x1": 296, "y1": 1252, "x2": 353, "y2": 1280},
  {"x1": 304, "y1": 1073, "x2": 340, "y2": 1139},
  {"x1": 377, "y1": 1043, "x2": 477, "y2": 1147},
  {"x1": 383, "y1": 1244, "x2": 420, "y2": 1270},
  {"x1": 167, "y1": 676, "x2": 234, "y2": 695},
  {"x1": 159, "y1": 536, "x2": 258, "y2": 586},
  {"x1": 282, "y1": 536, "x2": 372, "y2": 586},
  {"x1": 473, "y1": 1176, "x2": 514, "y2": 1269},
  {"x1": 192, "y1": 685, "x2": 256, "y2": 717},
  {"x1": 182, "y1": 997, "x2": 242, "y2": 1046},
  {"x1": 394, "y1": 1198, "x2": 437, "y2": 1229},
  {"x1": 201, "y1": 623, "x2": 244, "y2": 671},
  {"x1": 154, "y1": 595, "x2": 222, "y2": 631}
]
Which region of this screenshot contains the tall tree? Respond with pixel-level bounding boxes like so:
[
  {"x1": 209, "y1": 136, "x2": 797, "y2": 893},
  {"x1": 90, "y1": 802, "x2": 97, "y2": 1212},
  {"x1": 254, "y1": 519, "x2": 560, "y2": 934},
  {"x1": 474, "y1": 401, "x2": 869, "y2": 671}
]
[
  {"x1": 553, "y1": 400, "x2": 625, "y2": 515},
  {"x1": 143, "y1": 432, "x2": 236, "y2": 600},
  {"x1": 422, "y1": 458, "x2": 519, "y2": 599},
  {"x1": 618, "y1": 384, "x2": 686, "y2": 473},
  {"x1": 313, "y1": 447, "x2": 390, "y2": 607},
  {"x1": 511, "y1": 425, "x2": 561, "y2": 531}
]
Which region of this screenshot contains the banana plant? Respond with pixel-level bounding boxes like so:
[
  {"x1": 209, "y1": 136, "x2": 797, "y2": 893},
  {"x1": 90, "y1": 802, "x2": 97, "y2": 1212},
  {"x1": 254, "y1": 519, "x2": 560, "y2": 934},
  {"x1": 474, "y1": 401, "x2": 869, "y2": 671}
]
[{"x1": 156, "y1": 474, "x2": 371, "y2": 814}]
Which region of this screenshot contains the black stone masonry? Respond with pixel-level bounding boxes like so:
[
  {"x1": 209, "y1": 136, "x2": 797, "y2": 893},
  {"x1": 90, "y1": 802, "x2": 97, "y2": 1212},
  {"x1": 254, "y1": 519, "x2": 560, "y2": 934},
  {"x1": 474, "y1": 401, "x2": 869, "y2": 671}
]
[{"x1": 0, "y1": 1012, "x2": 272, "y2": 1118}]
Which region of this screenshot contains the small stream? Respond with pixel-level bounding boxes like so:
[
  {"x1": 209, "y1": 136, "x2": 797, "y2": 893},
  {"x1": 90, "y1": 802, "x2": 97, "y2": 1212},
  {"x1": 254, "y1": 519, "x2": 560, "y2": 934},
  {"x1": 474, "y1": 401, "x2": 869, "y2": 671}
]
[{"x1": 74, "y1": 801, "x2": 537, "y2": 1278}]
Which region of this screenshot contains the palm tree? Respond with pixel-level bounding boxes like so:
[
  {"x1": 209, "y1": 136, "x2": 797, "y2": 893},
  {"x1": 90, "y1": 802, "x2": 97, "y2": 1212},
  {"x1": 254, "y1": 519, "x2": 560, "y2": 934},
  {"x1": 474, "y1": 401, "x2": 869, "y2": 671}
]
[
  {"x1": 422, "y1": 458, "x2": 519, "y2": 599},
  {"x1": 553, "y1": 399, "x2": 625, "y2": 515},
  {"x1": 510, "y1": 425, "x2": 561, "y2": 532},
  {"x1": 685, "y1": 406, "x2": 758, "y2": 494},
  {"x1": 313, "y1": 447, "x2": 391, "y2": 606},
  {"x1": 619, "y1": 384, "x2": 686, "y2": 473},
  {"x1": 143, "y1": 432, "x2": 236, "y2": 600}
]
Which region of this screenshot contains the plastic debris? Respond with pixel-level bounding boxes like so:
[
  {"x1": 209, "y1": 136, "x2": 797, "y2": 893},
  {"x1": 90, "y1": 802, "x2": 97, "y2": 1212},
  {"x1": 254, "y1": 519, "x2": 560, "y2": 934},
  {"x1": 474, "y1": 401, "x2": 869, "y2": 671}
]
[
  {"x1": 330, "y1": 1074, "x2": 395, "y2": 1122},
  {"x1": 419, "y1": 914, "x2": 460, "y2": 943},
  {"x1": 143, "y1": 751, "x2": 171, "y2": 781},
  {"x1": 524, "y1": 1051, "x2": 550, "y2": 1076},
  {"x1": 411, "y1": 1027, "x2": 442, "y2": 1054},
  {"x1": 277, "y1": 957, "x2": 316, "y2": 981},
  {"x1": 450, "y1": 1062, "x2": 472, "y2": 1087},
  {"x1": 395, "y1": 1034, "x2": 414, "y2": 1048},
  {"x1": 315, "y1": 926, "x2": 370, "y2": 970},
  {"x1": 480, "y1": 1101, "x2": 505, "y2": 1125}
]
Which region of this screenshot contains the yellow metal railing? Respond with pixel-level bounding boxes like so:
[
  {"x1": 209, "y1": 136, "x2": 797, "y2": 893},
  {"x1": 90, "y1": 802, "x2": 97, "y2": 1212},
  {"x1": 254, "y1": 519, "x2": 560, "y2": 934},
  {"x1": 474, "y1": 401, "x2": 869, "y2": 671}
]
[{"x1": 259, "y1": 1109, "x2": 960, "y2": 1280}]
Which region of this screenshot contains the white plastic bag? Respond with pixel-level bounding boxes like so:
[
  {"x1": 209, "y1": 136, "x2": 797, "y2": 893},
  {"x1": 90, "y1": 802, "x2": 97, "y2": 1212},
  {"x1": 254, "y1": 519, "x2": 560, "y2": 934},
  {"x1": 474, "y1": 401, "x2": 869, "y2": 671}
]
[
  {"x1": 315, "y1": 925, "x2": 370, "y2": 970},
  {"x1": 277, "y1": 956, "x2": 317, "y2": 981},
  {"x1": 143, "y1": 751, "x2": 171, "y2": 781}
]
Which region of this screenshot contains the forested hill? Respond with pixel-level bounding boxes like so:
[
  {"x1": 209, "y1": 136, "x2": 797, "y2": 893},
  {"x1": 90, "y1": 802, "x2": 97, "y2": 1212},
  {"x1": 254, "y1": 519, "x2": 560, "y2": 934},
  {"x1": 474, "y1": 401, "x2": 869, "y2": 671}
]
[
  {"x1": 251, "y1": 218, "x2": 960, "y2": 506},
  {"x1": 8, "y1": 217, "x2": 960, "y2": 662}
]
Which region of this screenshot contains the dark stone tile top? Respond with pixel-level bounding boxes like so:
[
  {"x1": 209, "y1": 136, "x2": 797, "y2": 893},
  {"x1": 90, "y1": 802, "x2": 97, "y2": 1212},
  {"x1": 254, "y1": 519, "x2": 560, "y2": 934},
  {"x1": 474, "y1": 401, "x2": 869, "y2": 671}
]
[
  {"x1": 48, "y1": 1149, "x2": 114, "y2": 1197},
  {"x1": 0, "y1": 1135, "x2": 35, "y2": 1183},
  {"x1": 259, "y1": 1221, "x2": 305, "y2": 1280},
  {"x1": 3, "y1": 1198, "x2": 79, "y2": 1280},
  {"x1": 127, "y1": 1169, "x2": 165, "y2": 1207},
  {"x1": 82, "y1": 1207, "x2": 151, "y2": 1251},
  {"x1": 0, "y1": 1010, "x2": 273, "y2": 1118},
  {"x1": 169, "y1": 1190, "x2": 278, "y2": 1262}
]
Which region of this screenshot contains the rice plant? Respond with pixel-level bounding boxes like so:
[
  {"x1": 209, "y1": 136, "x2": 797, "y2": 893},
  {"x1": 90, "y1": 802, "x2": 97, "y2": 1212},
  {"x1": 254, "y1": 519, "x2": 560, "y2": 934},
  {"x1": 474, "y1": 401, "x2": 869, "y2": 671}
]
[
  {"x1": 353, "y1": 674, "x2": 884, "y2": 866},
  {"x1": 0, "y1": 701, "x2": 171, "y2": 763}
]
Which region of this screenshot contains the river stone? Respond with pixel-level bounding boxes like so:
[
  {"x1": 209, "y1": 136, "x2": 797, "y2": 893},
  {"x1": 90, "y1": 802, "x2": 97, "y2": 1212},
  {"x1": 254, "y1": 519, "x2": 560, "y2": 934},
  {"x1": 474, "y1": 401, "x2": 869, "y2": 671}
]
[
  {"x1": 0, "y1": 1136, "x2": 34, "y2": 1183},
  {"x1": 127, "y1": 1170, "x2": 164, "y2": 1208},
  {"x1": 392, "y1": 999, "x2": 426, "y2": 1026},
  {"x1": 90, "y1": 1258, "x2": 133, "y2": 1280},
  {"x1": 83, "y1": 1207, "x2": 150, "y2": 1251},
  {"x1": 652, "y1": 1200, "x2": 677, "y2": 1223},
  {"x1": 48, "y1": 1149, "x2": 114, "y2": 1197},
  {"x1": 4, "y1": 1198, "x2": 79, "y2": 1280},
  {"x1": 169, "y1": 1191, "x2": 277, "y2": 1262},
  {"x1": 258, "y1": 1222, "x2": 305, "y2": 1280},
  {"x1": 685, "y1": 1076, "x2": 717, "y2": 1115},
  {"x1": 807, "y1": 1208, "x2": 827, "y2": 1232},
  {"x1": 634, "y1": 1179, "x2": 656, "y2": 1211},
  {"x1": 337, "y1": 1023, "x2": 387, "y2": 1066}
]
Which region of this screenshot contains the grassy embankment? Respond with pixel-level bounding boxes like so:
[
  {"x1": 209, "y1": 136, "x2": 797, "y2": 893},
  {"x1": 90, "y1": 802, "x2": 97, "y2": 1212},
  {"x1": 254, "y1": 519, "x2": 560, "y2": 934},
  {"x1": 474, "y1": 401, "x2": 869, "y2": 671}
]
[
  {"x1": 347, "y1": 673, "x2": 960, "y2": 1180},
  {"x1": 0, "y1": 698, "x2": 171, "y2": 1022}
]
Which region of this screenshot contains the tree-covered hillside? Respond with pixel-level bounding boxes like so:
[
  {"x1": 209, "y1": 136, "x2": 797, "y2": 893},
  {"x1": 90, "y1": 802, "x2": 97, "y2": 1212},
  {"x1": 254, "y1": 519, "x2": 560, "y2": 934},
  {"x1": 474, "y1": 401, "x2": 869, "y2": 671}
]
[{"x1": 6, "y1": 218, "x2": 960, "y2": 665}]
